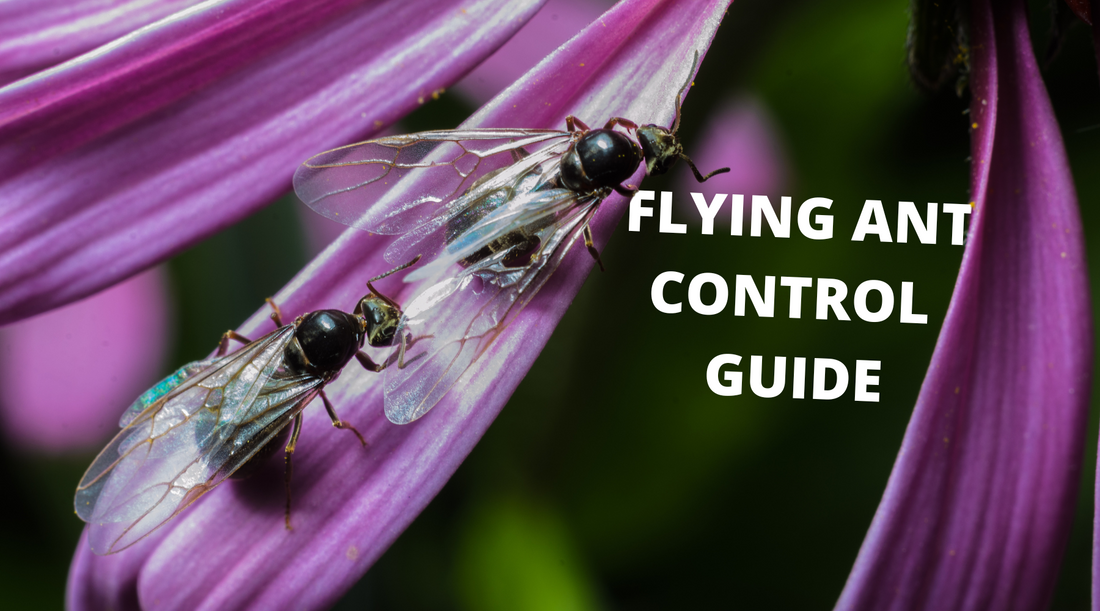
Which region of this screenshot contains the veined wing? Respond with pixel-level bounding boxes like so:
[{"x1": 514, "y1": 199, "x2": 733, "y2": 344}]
[
  {"x1": 75, "y1": 326, "x2": 322, "y2": 555},
  {"x1": 403, "y1": 182, "x2": 583, "y2": 284},
  {"x1": 384, "y1": 189, "x2": 602, "y2": 425},
  {"x1": 379, "y1": 137, "x2": 574, "y2": 267},
  {"x1": 293, "y1": 128, "x2": 572, "y2": 253}
]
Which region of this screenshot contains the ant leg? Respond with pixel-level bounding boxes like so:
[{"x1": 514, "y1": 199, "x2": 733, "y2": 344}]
[
  {"x1": 681, "y1": 154, "x2": 731, "y2": 183},
  {"x1": 565, "y1": 116, "x2": 591, "y2": 132},
  {"x1": 388, "y1": 332, "x2": 432, "y2": 369},
  {"x1": 355, "y1": 350, "x2": 384, "y2": 373},
  {"x1": 265, "y1": 298, "x2": 285, "y2": 327},
  {"x1": 283, "y1": 413, "x2": 303, "y2": 530},
  {"x1": 382, "y1": 349, "x2": 402, "y2": 370},
  {"x1": 583, "y1": 224, "x2": 605, "y2": 272},
  {"x1": 321, "y1": 390, "x2": 367, "y2": 446},
  {"x1": 604, "y1": 117, "x2": 638, "y2": 131},
  {"x1": 216, "y1": 331, "x2": 253, "y2": 356},
  {"x1": 510, "y1": 147, "x2": 530, "y2": 163},
  {"x1": 397, "y1": 332, "x2": 412, "y2": 369},
  {"x1": 217, "y1": 296, "x2": 288, "y2": 356}
]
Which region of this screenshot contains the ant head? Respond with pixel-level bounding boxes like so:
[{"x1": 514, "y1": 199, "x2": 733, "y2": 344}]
[
  {"x1": 353, "y1": 291, "x2": 400, "y2": 347},
  {"x1": 636, "y1": 124, "x2": 684, "y2": 177},
  {"x1": 352, "y1": 254, "x2": 419, "y2": 347}
]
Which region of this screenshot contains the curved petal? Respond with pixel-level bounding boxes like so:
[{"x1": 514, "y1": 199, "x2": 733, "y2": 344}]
[
  {"x1": 453, "y1": 0, "x2": 606, "y2": 103},
  {"x1": 0, "y1": 0, "x2": 205, "y2": 86},
  {"x1": 68, "y1": 0, "x2": 732, "y2": 609},
  {"x1": 836, "y1": 0, "x2": 1092, "y2": 608},
  {"x1": 67, "y1": 529, "x2": 164, "y2": 611},
  {"x1": 294, "y1": 0, "x2": 606, "y2": 256},
  {"x1": 0, "y1": 0, "x2": 544, "y2": 326},
  {"x1": 0, "y1": 266, "x2": 170, "y2": 453}
]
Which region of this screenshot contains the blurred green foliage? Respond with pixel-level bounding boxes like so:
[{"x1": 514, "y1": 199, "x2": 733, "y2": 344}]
[{"x1": 7, "y1": 0, "x2": 1100, "y2": 609}]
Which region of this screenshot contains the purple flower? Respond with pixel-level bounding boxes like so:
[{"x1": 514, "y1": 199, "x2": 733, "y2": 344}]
[
  {"x1": 452, "y1": 0, "x2": 605, "y2": 104},
  {"x1": 836, "y1": 0, "x2": 1092, "y2": 607},
  {"x1": 0, "y1": 0, "x2": 546, "y2": 326},
  {"x1": 295, "y1": 0, "x2": 604, "y2": 256},
  {"x1": 0, "y1": 0, "x2": 207, "y2": 86},
  {"x1": 66, "y1": 0, "x2": 733, "y2": 609},
  {"x1": 0, "y1": 266, "x2": 170, "y2": 453}
]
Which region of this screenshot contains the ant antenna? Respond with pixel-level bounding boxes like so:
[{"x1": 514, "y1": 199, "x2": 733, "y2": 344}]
[
  {"x1": 369, "y1": 254, "x2": 422, "y2": 284},
  {"x1": 365, "y1": 255, "x2": 420, "y2": 310},
  {"x1": 638, "y1": 50, "x2": 730, "y2": 182},
  {"x1": 681, "y1": 154, "x2": 730, "y2": 183},
  {"x1": 675, "y1": 51, "x2": 729, "y2": 182},
  {"x1": 670, "y1": 51, "x2": 700, "y2": 135}
]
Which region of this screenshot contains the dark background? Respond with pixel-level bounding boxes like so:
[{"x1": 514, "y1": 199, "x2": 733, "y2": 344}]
[{"x1": 3, "y1": 0, "x2": 1100, "y2": 608}]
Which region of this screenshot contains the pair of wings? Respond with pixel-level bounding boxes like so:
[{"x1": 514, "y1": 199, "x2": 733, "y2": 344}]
[
  {"x1": 294, "y1": 128, "x2": 610, "y2": 424},
  {"x1": 75, "y1": 326, "x2": 321, "y2": 555}
]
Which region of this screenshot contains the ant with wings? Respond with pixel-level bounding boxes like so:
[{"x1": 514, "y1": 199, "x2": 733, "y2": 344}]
[
  {"x1": 75, "y1": 259, "x2": 416, "y2": 555},
  {"x1": 74, "y1": 52, "x2": 727, "y2": 556},
  {"x1": 295, "y1": 52, "x2": 730, "y2": 425}
]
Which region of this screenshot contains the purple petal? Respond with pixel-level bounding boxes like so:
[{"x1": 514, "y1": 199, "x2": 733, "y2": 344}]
[
  {"x1": 0, "y1": 0, "x2": 205, "y2": 87},
  {"x1": 68, "y1": 529, "x2": 166, "y2": 611},
  {"x1": 0, "y1": 0, "x2": 545, "y2": 326},
  {"x1": 68, "y1": 0, "x2": 731, "y2": 608},
  {"x1": 298, "y1": 0, "x2": 609, "y2": 256},
  {"x1": 0, "y1": 266, "x2": 169, "y2": 453},
  {"x1": 296, "y1": 202, "x2": 348, "y2": 257},
  {"x1": 837, "y1": 0, "x2": 1092, "y2": 608},
  {"x1": 297, "y1": 0, "x2": 603, "y2": 256},
  {"x1": 453, "y1": 0, "x2": 606, "y2": 103}
]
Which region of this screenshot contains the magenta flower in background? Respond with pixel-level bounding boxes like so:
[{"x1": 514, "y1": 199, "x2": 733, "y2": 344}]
[
  {"x1": 66, "y1": 0, "x2": 732, "y2": 609},
  {"x1": 0, "y1": 267, "x2": 170, "y2": 453},
  {"x1": 0, "y1": 0, "x2": 546, "y2": 326},
  {"x1": 675, "y1": 97, "x2": 789, "y2": 207},
  {"x1": 836, "y1": 0, "x2": 1092, "y2": 607}
]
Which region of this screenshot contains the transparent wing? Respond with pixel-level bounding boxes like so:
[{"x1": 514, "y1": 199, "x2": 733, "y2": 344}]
[
  {"x1": 74, "y1": 326, "x2": 322, "y2": 555},
  {"x1": 384, "y1": 189, "x2": 602, "y2": 425},
  {"x1": 293, "y1": 129, "x2": 573, "y2": 263},
  {"x1": 402, "y1": 182, "x2": 582, "y2": 284}
]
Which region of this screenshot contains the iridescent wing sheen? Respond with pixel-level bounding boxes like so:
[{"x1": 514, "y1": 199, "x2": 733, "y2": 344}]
[
  {"x1": 383, "y1": 188, "x2": 602, "y2": 425},
  {"x1": 74, "y1": 326, "x2": 322, "y2": 555},
  {"x1": 292, "y1": 128, "x2": 574, "y2": 264}
]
